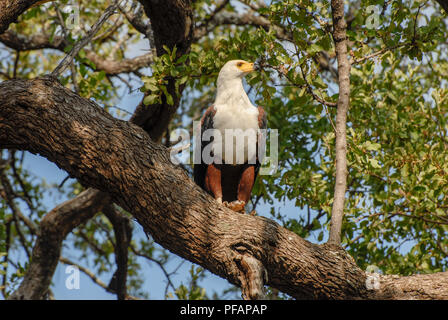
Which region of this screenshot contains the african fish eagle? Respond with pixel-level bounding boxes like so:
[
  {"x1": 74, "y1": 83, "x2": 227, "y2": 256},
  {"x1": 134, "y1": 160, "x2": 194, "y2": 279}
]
[{"x1": 193, "y1": 60, "x2": 267, "y2": 213}]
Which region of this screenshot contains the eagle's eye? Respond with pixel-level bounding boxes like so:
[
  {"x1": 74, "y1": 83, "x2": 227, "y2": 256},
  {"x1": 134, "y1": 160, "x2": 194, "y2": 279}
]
[{"x1": 237, "y1": 62, "x2": 243, "y2": 67}]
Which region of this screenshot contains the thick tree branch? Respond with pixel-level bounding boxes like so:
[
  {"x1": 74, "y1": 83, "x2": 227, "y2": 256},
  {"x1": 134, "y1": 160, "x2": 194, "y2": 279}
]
[
  {"x1": 0, "y1": 30, "x2": 66, "y2": 51},
  {"x1": 0, "y1": 0, "x2": 42, "y2": 34},
  {"x1": 0, "y1": 77, "x2": 363, "y2": 299},
  {"x1": 1, "y1": 77, "x2": 448, "y2": 299}
]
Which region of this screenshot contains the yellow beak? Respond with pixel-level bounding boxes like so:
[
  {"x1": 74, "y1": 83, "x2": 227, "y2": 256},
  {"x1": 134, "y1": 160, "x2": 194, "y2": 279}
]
[{"x1": 238, "y1": 62, "x2": 255, "y2": 73}]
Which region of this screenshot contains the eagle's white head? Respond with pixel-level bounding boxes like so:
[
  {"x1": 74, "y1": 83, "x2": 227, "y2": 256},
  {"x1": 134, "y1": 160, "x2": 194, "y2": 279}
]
[
  {"x1": 215, "y1": 60, "x2": 255, "y2": 107},
  {"x1": 217, "y1": 60, "x2": 254, "y2": 81}
]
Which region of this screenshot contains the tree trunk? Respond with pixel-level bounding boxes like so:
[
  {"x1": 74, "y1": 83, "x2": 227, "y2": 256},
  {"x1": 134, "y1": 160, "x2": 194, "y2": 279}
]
[{"x1": 131, "y1": 0, "x2": 194, "y2": 141}]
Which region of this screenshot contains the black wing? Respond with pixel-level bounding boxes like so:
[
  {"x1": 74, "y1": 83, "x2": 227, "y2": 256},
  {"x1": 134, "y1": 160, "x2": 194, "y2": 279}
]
[
  {"x1": 255, "y1": 106, "x2": 267, "y2": 179},
  {"x1": 193, "y1": 105, "x2": 216, "y2": 190}
]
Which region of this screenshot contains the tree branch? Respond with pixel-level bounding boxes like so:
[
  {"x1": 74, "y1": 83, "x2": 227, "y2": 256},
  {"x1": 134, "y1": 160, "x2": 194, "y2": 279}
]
[
  {"x1": 1, "y1": 77, "x2": 448, "y2": 299},
  {"x1": 85, "y1": 51, "x2": 153, "y2": 76},
  {"x1": 117, "y1": 0, "x2": 153, "y2": 43},
  {"x1": 58, "y1": 256, "x2": 139, "y2": 299},
  {"x1": 350, "y1": 43, "x2": 408, "y2": 65},
  {"x1": 0, "y1": 0, "x2": 42, "y2": 34},
  {"x1": 0, "y1": 30, "x2": 154, "y2": 76},
  {"x1": 103, "y1": 204, "x2": 132, "y2": 300},
  {"x1": 194, "y1": 10, "x2": 291, "y2": 41},
  {"x1": 328, "y1": 0, "x2": 351, "y2": 246}
]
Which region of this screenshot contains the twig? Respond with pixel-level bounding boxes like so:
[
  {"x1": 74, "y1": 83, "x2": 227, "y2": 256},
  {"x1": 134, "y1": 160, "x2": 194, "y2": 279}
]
[
  {"x1": 108, "y1": 104, "x2": 133, "y2": 116},
  {"x1": 238, "y1": 0, "x2": 267, "y2": 11},
  {"x1": 9, "y1": 151, "x2": 34, "y2": 212},
  {"x1": 260, "y1": 61, "x2": 337, "y2": 108},
  {"x1": 203, "y1": 0, "x2": 230, "y2": 26},
  {"x1": 116, "y1": 1, "x2": 150, "y2": 36},
  {"x1": 295, "y1": 3, "x2": 330, "y2": 32},
  {"x1": 58, "y1": 175, "x2": 71, "y2": 189},
  {"x1": 59, "y1": 257, "x2": 109, "y2": 291},
  {"x1": 55, "y1": 4, "x2": 79, "y2": 93},
  {"x1": 381, "y1": 0, "x2": 392, "y2": 16},
  {"x1": 298, "y1": 62, "x2": 337, "y2": 108},
  {"x1": 1, "y1": 221, "x2": 11, "y2": 298},
  {"x1": 0, "y1": 170, "x2": 37, "y2": 235},
  {"x1": 52, "y1": 4, "x2": 119, "y2": 77},
  {"x1": 323, "y1": 103, "x2": 336, "y2": 132},
  {"x1": 350, "y1": 43, "x2": 407, "y2": 65},
  {"x1": 412, "y1": 1, "x2": 428, "y2": 43},
  {"x1": 12, "y1": 50, "x2": 20, "y2": 78},
  {"x1": 130, "y1": 244, "x2": 178, "y2": 296}
]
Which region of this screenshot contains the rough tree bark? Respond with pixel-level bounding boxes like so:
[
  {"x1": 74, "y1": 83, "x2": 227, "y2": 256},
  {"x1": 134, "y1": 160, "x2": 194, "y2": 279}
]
[
  {"x1": 1, "y1": 77, "x2": 448, "y2": 300},
  {"x1": 0, "y1": 0, "x2": 42, "y2": 34}
]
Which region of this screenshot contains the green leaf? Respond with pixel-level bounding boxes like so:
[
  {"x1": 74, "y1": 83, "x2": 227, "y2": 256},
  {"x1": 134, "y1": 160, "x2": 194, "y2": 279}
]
[
  {"x1": 145, "y1": 83, "x2": 159, "y2": 92},
  {"x1": 166, "y1": 93, "x2": 174, "y2": 106},
  {"x1": 143, "y1": 94, "x2": 160, "y2": 106},
  {"x1": 369, "y1": 159, "x2": 381, "y2": 169}
]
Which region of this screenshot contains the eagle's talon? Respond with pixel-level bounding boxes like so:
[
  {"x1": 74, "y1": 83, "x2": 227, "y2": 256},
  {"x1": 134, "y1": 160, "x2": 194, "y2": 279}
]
[
  {"x1": 249, "y1": 210, "x2": 257, "y2": 216},
  {"x1": 224, "y1": 200, "x2": 246, "y2": 213}
]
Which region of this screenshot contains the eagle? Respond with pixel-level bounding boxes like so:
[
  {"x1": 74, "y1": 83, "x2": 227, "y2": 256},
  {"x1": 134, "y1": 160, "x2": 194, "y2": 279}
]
[{"x1": 194, "y1": 60, "x2": 267, "y2": 213}]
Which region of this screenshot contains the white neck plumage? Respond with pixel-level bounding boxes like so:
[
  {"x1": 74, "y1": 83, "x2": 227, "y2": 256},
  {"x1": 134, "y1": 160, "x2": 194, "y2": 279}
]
[{"x1": 214, "y1": 77, "x2": 253, "y2": 109}]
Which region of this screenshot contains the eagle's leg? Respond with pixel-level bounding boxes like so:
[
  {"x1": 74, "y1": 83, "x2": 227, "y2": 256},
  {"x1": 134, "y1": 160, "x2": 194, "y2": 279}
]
[
  {"x1": 205, "y1": 164, "x2": 223, "y2": 203},
  {"x1": 226, "y1": 164, "x2": 256, "y2": 214}
]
